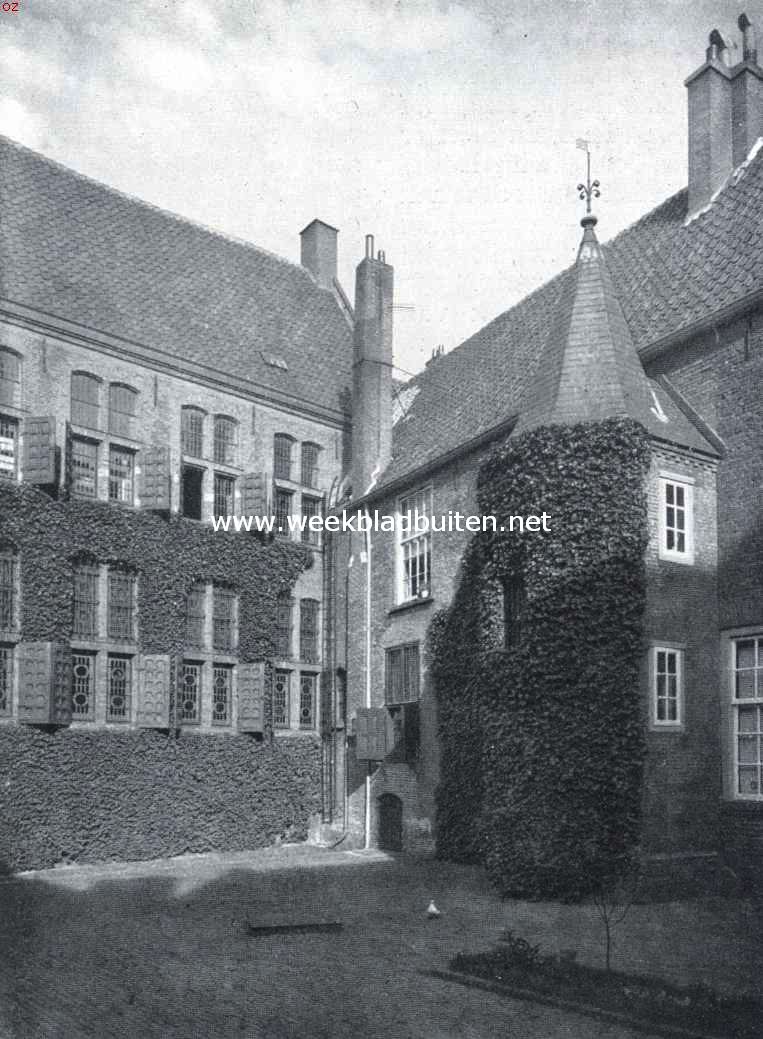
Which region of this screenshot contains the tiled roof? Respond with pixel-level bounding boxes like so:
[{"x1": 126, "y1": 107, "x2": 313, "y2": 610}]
[
  {"x1": 0, "y1": 136, "x2": 353, "y2": 419},
  {"x1": 383, "y1": 146, "x2": 763, "y2": 487}
]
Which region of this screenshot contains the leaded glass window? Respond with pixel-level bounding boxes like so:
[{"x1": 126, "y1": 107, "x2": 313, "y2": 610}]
[
  {"x1": 213, "y1": 416, "x2": 237, "y2": 465},
  {"x1": 185, "y1": 582, "x2": 206, "y2": 649},
  {"x1": 108, "y1": 384, "x2": 137, "y2": 438},
  {"x1": 0, "y1": 417, "x2": 17, "y2": 479},
  {"x1": 212, "y1": 665, "x2": 232, "y2": 725},
  {"x1": 0, "y1": 550, "x2": 17, "y2": 632},
  {"x1": 273, "y1": 669, "x2": 290, "y2": 728},
  {"x1": 273, "y1": 434, "x2": 293, "y2": 481},
  {"x1": 72, "y1": 651, "x2": 96, "y2": 720},
  {"x1": 300, "y1": 672, "x2": 316, "y2": 729},
  {"x1": 109, "y1": 446, "x2": 134, "y2": 504},
  {"x1": 385, "y1": 643, "x2": 420, "y2": 705},
  {"x1": 212, "y1": 586, "x2": 236, "y2": 652},
  {"x1": 71, "y1": 438, "x2": 98, "y2": 498},
  {"x1": 73, "y1": 562, "x2": 99, "y2": 638},
  {"x1": 301, "y1": 496, "x2": 321, "y2": 545},
  {"x1": 300, "y1": 599, "x2": 319, "y2": 664},
  {"x1": 0, "y1": 349, "x2": 20, "y2": 407},
  {"x1": 213, "y1": 473, "x2": 235, "y2": 518},
  {"x1": 71, "y1": 372, "x2": 100, "y2": 428},
  {"x1": 0, "y1": 645, "x2": 12, "y2": 714},
  {"x1": 107, "y1": 655, "x2": 131, "y2": 722},
  {"x1": 301, "y1": 442, "x2": 320, "y2": 488},
  {"x1": 275, "y1": 489, "x2": 292, "y2": 536},
  {"x1": 179, "y1": 662, "x2": 201, "y2": 723},
  {"x1": 181, "y1": 407, "x2": 204, "y2": 458},
  {"x1": 107, "y1": 569, "x2": 135, "y2": 640},
  {"x1": 275, "y1": 592, "x2": 292, "y2": 658}
]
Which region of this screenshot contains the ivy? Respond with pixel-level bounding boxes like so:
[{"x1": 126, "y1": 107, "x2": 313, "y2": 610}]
[{"x1": 431, "y1": 419, "x2": 651, "y2": 900}]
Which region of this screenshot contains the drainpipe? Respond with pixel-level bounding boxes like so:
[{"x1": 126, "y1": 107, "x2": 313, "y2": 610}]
[{"x1": 363, "y1": 510, "x2": 372, "y2": 850}]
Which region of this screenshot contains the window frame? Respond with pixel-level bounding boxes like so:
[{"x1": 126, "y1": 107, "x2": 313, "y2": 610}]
[
  {"x1": 179, "y1": 660, "x2": 203, "y2": 725},
  {"x1": 273, "y1": 434, "x2": 295, "y2": 482},
  {"x1": 385, "y1": 642, "x2": 420, "y2": 705},
  {"x1": 396, "y1": 486, "x2": 433, "y2": 604},
  {"x1": 299, "y1": 598, "x2": 320, "y2": 664},
  {"x1": 299, "y1": 671, "x2": 317, "y2": 730},
  {"x1": 0, "y1": 415, "x2": 19, "y2": 481},
  {"x1": 649, "y1": 643, "x2": 685, "y2": 730},
  {"x1": 106, "y1": 568, "x2": 137, "y2": 642},
  {"x1": 70, "y1": 436, "x2": 99, "y2": 499},
  {"x1": 0, "y1": 547, "x2": 18, "y2": 635},
  {"x1": 71, "y1": 371, "x2": 101, "y2": 430},
  {"x1": 71, "y1": 650, "x2": 97, "y2": 721},
  {"x1": 0, "y1": 348, "x2": 21, "y2": 409},
  {"x1": 273, "y1": 668, "x2": 291, "y2": 729},
  {"x1": 728, "y1": 630, "x2": 763, "y2": 802},
  {"x1": 301, "y1": 495, "x2": 322, "y2": 545},
  {"x1": 213, "y1": 415, "x2": 237, "y2": 466},
  {"x1": 181, "y1": 406, "x2": 206, "y2": 459},
  {"x1": 300, "y1": 442, "x2": 321, "y2": 489},
  {"x1": 275, "y1": 592, "x2": 293, "y2": 659},
  {"x1": 0, "y1": 643, "x2": 13, "y2": 716},
  {"x1": 213, "y1": 472, "x2": 235, "y2": 519},
  {"x1": 108, "y1": 445, "x2": 135, "y2": 505},
  {"x1": 658, "y1": 472, "x2": 695, "y2": 565},
  {"x1": 108, "y1": 383, "x2": 138, "y2": 439}
]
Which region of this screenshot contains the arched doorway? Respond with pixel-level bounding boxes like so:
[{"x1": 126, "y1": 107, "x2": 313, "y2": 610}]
[{"x1": 377, "y1": 793, "x2": 403, "y2": 851}]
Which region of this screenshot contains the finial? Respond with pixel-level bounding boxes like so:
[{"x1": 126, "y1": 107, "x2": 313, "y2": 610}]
[{"x1": 576, "y1": 138, "x2": 601, "y2": 224}]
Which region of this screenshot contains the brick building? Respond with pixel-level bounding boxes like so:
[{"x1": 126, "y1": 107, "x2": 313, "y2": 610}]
[
  {"x1": 0, "y1": 137, "x2": 357, "y2": 869},
  {"x1": 337, "y1": 16, "x2": 763, "y2": 884}
]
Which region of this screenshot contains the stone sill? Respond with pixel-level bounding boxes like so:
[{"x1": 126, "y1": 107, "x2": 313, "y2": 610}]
[{"x1": 388, "y1": 596, "x2": 434, "y2": 617}]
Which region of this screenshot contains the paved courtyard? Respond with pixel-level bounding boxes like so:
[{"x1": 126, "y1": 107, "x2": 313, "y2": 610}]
[{"x1": 0, "y1": 845, "x2": 758, "y2": 1038}]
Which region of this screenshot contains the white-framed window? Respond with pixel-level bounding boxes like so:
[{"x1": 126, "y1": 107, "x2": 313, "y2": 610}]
[
  {"x1": 108, "y1": 446, "x2": 135, "y2": 504},
  {"x1": 397, "y1": 486, "x2": 432, "y2": 603},
  {"x1": 212, "y1": 664, "x2": 233, "y2": 725},
  {"x1": 72, "y1": 651, "x2": 97, "y2": 720},
  {"x1": 106, "y1": 655, "x2": 131, "y2": 722},
  {"x1": 658, "y1": 473, "x2": 694, "y2": 564},
  {"x1": 0, "y1": 416, "x2": 19, "y2": 480},
  {"x1": 650, "y1": 644, "x2": 684, "y2": 728},
  {"x1": 731, "y1": 633, "x2": 763, "y2": 800},
  {"x1": 179, "y1": 661, "x2": 202, "y2": 724}
]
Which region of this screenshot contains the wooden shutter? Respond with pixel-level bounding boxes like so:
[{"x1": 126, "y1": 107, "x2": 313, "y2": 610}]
[
  {"x1": 355, "y1": 706, "x2": 389, "y2": 761},
  {"x1": 23, "y1": 416, "x2": 56, "y2": 484},
  {"x1": 139, "y1": 447, "x2": 171, "y2": 510},
  {"x1": 240, "y1": 472, "x2": 270, "y2": 517},
  {"x1": 17, "y1": 641, "x2": 72, "y2": 725},
  {"x1": 137, "y1": 653, "x2": 171, "y2": 727},
  {"x1": 237, "y1": 661, "x2": 266, "y2": 732}
]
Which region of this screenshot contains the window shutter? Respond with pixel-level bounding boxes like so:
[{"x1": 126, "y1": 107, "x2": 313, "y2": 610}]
[
  {"x1": 137, "y1": 653, "x2": 171, "y2": 727},
  {"x1": 139, "y1": 447, "x2": 171, "y2": 510},
  {"x1": 355, "y1": 706, "x2": 389, "y2": 761},
  {"x1": 17, "y1": 641, "x2": 72, "y2": 725},
  {"x1": 236, "y1": 661, "x2": 266, "y2": 732},
  {"x1": 240, "y1": 472, "x2": 270, "y2": 517},
  {"x1": 23, "y1": 416, "x2": 56, "y2": 484}
]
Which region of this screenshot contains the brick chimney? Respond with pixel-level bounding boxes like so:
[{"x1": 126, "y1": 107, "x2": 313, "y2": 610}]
[
  {"x1": 352, "y1": 235, "x2": 393, "y2": 498},
  {"x1": 686, "y1": 15, "x2": 763, "y2": 216},
  {"x1": 300, "y1": 219, "x2": 338, "y2": 290}
]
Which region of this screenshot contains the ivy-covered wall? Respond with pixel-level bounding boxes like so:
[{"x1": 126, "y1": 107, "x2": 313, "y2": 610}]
[
  {"x1": 430, "y1": 419, "x2": 651, "y2": 900},
  {"x1": 0, "y1": 481, "x2": 321, "y2": 871}
]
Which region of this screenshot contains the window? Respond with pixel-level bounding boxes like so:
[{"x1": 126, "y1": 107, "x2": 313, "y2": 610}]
[
  {"x1": 107, "y1": 655, "x2": 131, "y2": 722},
  {"x1": 70, "y1": 438, "x2": 98, "y2": 498},
  {"x1": 0, "y1": 349, "x2": 20, "y2": 407},
  {"x1": 300, "y1": 599, "x2": 319, "y2": 663},
  {"x1": 185, "y1": 582, "x2": 206, "y2": 649},
  {"x1": 398, "y1": 487, "x2": 432, "y2": 602},
  {"x1": 212, "y1": 665, "x2": 232, "y2": 725},
  {"x1": 108, "y1": 384, "x2": 137, "y2": 438},
  {"x1": 0, "y1": 645, "x2": 12, "y2": 715},
  {"x1": 179, "y1": 662, "x2": 201, "y2": 724},
  {"x1": 273, "y1": 434, "x2": 294, "y2": 481},
  {"x1": 181, "y1": 407, "x2": 205, "y2": 458},
  {"x1": 659, "y1": 475, "x2": 694, "y2": 563},
  {"x1": 181, "y1": 466, "x2": 203, "y2": 520},
  {"x1": 213, "y1": 416, "x2": 237, "y2": 465},
  {"x1": 107, "y1": 569, "x2": 135, "y2": 640},
  {"x1": 300, "y1": 672, "x2": 317, "y2": 729},
  {"x1": 275, "y1": 488, "x2": 293, "y2": 536},
  {"x1": 109, "y1": 446, "x2": 134, "y2": 504},
  {"x1": 301, "y1": 443, "x2": 320, "y2": 488},
  {"x1": 502, "y1": 575, "x2": 526, "y2": 649},
  {"x1": 0, "y1": 549, "x2": 17, "y2": 632},
  {"x1": 0, "y1": 417, "x2": 18, "y2": 480},
  {"x1": 301, "y1": 496, "x2": 321, "y2": 545},
  {"x1": 732, "y1": 635, "x2": 763, "y2": 799},
  {"x1": 72, "y1": 651, "x2": 96, "y2": 720},
  {"x1": 71, "y1": 372, "x2": 100, "y2": 428},
  {"x1": 275, "y1": 592, "x2": 292, "y2": 658},
  {"x1": 651, "y1": 646, "x2": 684, "y2": 727},
  {"x1": 73, "y1": 561, "x2": 99, "y2": 638},
  {"x1": 213, "y1": 473, "x2": 235, "y2": 518},
  {"x1": 385, "y1": 644, "x2": 420, "y2": 704},
  {"x1": 212, "y1": 586, "x2": 237, "y2": 653},
  {"x1": 273, "y1": 669, "x2": 291, "y2": 728}
]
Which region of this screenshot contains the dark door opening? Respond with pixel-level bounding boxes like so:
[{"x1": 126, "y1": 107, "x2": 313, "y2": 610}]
[
  {"x1": 377, "y1": 793, "x2": 403, "y2": 852},
  {"x1": 181, "y1": 466, "x2": 203, "y2": 520}
]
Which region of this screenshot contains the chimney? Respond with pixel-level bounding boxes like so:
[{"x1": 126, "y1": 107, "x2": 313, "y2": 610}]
[
  {"x1": 732, "y1": 14, "x2": 763, "y2": 166},
  {"x1": 351, "y1": 234, "x2": 393, "y2": 499},
  {"x1": 300, "y1": 219, "x2": 338, "y2": 290},
  {"x1": 686, "y1": 16, "x2": 763, "y2": 216}
]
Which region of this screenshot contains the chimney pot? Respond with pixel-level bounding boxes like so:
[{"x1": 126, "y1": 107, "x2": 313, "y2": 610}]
[
  {"x1": 739, "y1": 13, "x2": 758, "y2": 63},
  {"x1": 365, "y1": 234, "x2": 374, "y2": 259}
]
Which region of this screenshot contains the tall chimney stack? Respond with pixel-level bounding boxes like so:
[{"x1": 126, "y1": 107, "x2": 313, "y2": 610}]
[
  {"x1": 300, "y1": 219, "x2": 338, "y2": 290},
  {"x1": 686, "y1": 17, "x2": 763, "y2": 217},
  {"x1": 351, "y1": 235, "x2": 393, "y2": 499}
]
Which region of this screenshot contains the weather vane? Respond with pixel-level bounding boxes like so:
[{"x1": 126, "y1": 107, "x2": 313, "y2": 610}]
[{"x1": 576, "y1": 138, "x2": 601, "y2": 215}]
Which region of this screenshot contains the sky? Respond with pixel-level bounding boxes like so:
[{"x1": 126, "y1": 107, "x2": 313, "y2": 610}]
[{"x1": 0, "y1": 0, "x2": 755, "y2": 377}]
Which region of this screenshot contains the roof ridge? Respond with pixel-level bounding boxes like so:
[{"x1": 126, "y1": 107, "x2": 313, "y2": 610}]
[{"x1": 0, "y1": 132, "x2": 315, "y2": 281}]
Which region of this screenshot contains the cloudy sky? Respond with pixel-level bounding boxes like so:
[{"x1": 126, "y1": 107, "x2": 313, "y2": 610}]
[{"x1": 0, "y1": 0, "x2": 752, "y2": 375}]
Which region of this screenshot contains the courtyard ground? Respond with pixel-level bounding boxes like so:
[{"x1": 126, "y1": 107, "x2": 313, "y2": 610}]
[{"x1": 0, "y1": 844, "x2": 759, "y2": 1038}]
